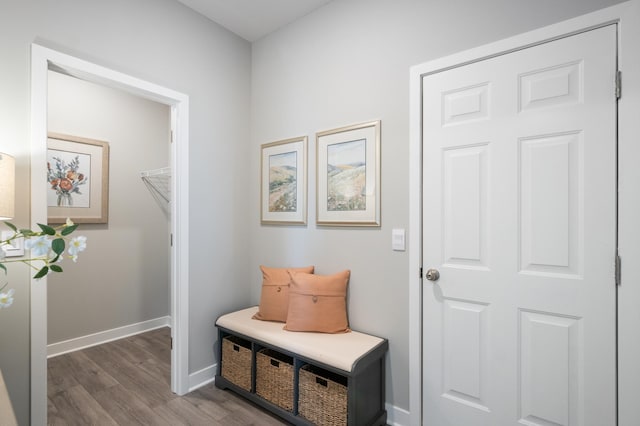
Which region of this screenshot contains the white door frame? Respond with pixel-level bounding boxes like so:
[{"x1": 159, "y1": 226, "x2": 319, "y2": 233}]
[
  {"x1": 409, "y1": 2, "x2": 640, "y2": 425},
  {"x1": 30, "y1": 44, "x2": 190, "y2": 424}
]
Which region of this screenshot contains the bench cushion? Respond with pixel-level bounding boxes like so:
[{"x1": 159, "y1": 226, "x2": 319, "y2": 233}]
[{"x1": 216, "y1": 306, "x2": 384, "y2": 372}]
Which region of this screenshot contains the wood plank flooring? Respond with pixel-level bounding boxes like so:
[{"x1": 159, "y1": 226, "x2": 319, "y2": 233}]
[{"x1": 47, "y1": 327, "x2": 289, "y2": 425}]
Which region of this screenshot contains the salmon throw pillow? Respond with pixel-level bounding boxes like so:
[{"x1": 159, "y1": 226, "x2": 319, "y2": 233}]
[
  {"x1": 252, "y1": 265, "x2": 315, "y2": 322},
  {"x1": 284, "y1": 270, "x2": 351, "y2": 333}
]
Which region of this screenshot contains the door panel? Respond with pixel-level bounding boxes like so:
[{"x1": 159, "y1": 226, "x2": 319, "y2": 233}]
[
  {"x1": 422, "y1": 25, "x2": 617, "y2": 426},
  {"x1": 442, "y1": 299, "x2": 490, "y2": 411},
  {"x1": 519, "y1": 310, "x2": 581, "y2": 426},
  {"x1": 443, "y1": 144, "x2": 489, "y2": 269},
  {"x1": 519, "y1": 131, "x2": 581, "y2": 276}
]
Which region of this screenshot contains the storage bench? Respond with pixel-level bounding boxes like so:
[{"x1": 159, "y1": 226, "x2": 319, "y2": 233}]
[{"x1": 215, "y1": 306, "x2": 388, "y2": 425}]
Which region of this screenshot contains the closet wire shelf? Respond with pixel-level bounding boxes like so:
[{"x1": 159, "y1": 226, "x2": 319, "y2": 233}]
[{"x1": 140, "y1": 167, "x2": 171, "y2": 205}]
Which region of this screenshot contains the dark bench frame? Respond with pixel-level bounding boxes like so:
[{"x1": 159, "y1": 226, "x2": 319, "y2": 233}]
[{"x1": 214, "y1": 324, "x2": 388, "y2": 426}]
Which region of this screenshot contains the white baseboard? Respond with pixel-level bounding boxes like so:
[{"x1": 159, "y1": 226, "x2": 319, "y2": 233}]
[
  {"x1": 386, "y1": 403, "x2": 410, "y2": 426},
  {"x1": 47, "y1": 316, "x2": 171, "y2": 358},
  {"x1": 188, "y1": 363, "x2": 217, "y2": 392}
]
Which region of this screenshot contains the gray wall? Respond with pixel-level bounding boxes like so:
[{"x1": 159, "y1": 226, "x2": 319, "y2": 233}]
[
  {"x1": 0, "y1": 0, "x2": 251, "y2": 424},
  {"x1": 47, "y1": 70, "x2": 170, "y2": 344},
  {"x1": 249, "y1": 0, "x2": 626, "y2": 414}
]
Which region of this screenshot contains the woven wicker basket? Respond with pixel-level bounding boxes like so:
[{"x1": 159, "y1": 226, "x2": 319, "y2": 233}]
[
  {"x1": 299, "y1": 364, "x2": 348, "y2": 425},
  {"x1": 221, "y1": 335, "x2": 252, "y2": 391},
  {"x1": 255, "y1": 349, "x2": 294, "y2": 411}
]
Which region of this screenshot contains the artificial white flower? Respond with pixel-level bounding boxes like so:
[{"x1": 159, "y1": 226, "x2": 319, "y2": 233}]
[
  {"x1": 25, "y1": 236, "x2": 52, "y2": 257},
  {"x1": 1, "y1": 219, "x2": 86, "y2": 310},
  {"x1": 68, "y1": 236, "x2": 87, "y2": 262},
  {"x1": 0, "y1": 288, "x2": 14, "y2": 308}
]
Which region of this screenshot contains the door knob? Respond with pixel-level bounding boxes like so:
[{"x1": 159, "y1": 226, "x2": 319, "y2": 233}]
[{"x1": 425, "y1": 268, "x2": 440, "y2": 281}]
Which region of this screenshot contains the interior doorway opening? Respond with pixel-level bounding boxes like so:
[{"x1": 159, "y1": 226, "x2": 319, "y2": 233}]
[
  {"x1": 45, "y1": 67, "x2": 172, "y2": 361},
  {"x1": 30, "y1": 44, "x2": 190, "y2": 425}
]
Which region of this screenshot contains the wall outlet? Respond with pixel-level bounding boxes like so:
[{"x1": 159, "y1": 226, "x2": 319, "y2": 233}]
[{"x1": 1, "y1": 230, "x2": 24, "y2": 257}]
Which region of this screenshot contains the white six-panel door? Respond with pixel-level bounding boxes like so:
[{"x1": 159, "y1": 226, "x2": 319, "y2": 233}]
[{"x1": 422, "y1": 25, "x2": 617, "y2": 425}]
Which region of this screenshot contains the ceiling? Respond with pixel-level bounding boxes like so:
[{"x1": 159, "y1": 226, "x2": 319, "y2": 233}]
[{"x1": 175, "y1": 0, "x2": 334, "y2": 42}]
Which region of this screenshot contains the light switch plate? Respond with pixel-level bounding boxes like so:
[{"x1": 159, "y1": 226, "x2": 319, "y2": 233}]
[
  {"x1": 1, "y1": 230, "x2": 24, "y2": 257},
  {"x1": 392, "y1": 228, "x2": 406, "y2": 251}
]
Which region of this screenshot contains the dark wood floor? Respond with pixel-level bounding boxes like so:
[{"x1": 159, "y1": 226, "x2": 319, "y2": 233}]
[{"x1": 47, "y1": 327, "x2": 289, "y2": 425}]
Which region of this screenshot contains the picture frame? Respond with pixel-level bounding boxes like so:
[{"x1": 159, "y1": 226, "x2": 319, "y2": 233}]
[
  {"x1": 316, "y1": 120, "x2": 381, "y2": 227},
  {"x1": 47, "y1": 133, "x2": 110, "y2": 224},
  {"x1": 260, "y1": 136, "x2": 308, "y2": 225}
]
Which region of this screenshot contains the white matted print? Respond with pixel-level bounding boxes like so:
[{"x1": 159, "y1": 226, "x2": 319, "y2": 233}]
[
  {"x1": 316, "y1": 120, "x2": 381, "y2": 226},
  {"x1": 47, "y1": 133, "x2": 109, "y2": 224},
  {"x1": 261, "y1": 136, "x2": 307, "y2": 225}
]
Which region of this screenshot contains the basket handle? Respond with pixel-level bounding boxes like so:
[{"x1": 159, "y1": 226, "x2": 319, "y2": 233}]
[
  {"x1": 316, "y1": 377, "x2": 328, "y2": 387},
  {"x1": 233, "y1": 344, "x2": 240, "y2": 352},
  {"x1": 270, "y1": 359, "x2": 280, "y2": 368}
]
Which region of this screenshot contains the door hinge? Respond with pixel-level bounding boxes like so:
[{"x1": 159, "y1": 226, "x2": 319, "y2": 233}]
[
  {"x1": 170, "y1": 130, "x2": 174, "y2": 143},
  {"x1": 615, "y1": 70, "x2": 622, "y2": 99},
  {"x1": 419, "y1": 267, "x2": 423, "y2": 279},
  {"x1": 170, "y1": 337, "x2": 173, "y2": 350},
  {"x1": 615, "y1": 254, "x2": 621, "y2": 286},
  {"x1": 170, "y1": 233, "x2": 173, "y2": 247}
]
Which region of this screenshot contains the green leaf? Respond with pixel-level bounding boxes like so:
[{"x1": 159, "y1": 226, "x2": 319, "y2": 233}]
[
  {"x1": 50, "y1": 265, "x2": 63, "y2": 273},
  {"x1": 52, "y1": 238, "x2": 65, "y2": 255},
  {"x1": 0, "y1": 264, "x2": 6, "y2": 274},
  {"x1": 3, "y1": 221, "x2": 17, "y2": 232},
  {"x1": 38, "y1": 224, "x2": 56, "y2": 236},
  {"x1": 33, "y1": 266, "x2": 49, "y2": 279},
  {"x1": 61, "y1": 224, "x2": 78, "y2": 236},
  {"x1": 51, "y1": 254, "x2": 60, "y2": 264}
]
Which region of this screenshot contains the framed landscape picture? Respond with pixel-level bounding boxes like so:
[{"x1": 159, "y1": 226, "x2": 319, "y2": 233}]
[
  {"x1": 261, "y1": 136, "x2": 307, "y2": 225},
  {"x1": 316, "y1": 120, "x2": 381, "y2": 227},
  {"x1": 47, "y1": 133, "x2": 110, "y2": 224}
]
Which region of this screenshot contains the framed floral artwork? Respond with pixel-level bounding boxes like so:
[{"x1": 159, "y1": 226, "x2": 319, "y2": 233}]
[
  {"x1": 261, "y1": 136, "x2": 307, "y2": 225},
  {"x1": 47, "y1": 133, "x2": 110, "y2": 224},
  {"x1": 316, "y1": 120, "x2": 381, "y2": 227}
]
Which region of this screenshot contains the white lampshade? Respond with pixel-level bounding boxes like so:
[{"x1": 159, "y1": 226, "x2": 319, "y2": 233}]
[{"x1": 0, "y1": 153, "x2": 15, "y2": 220}]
